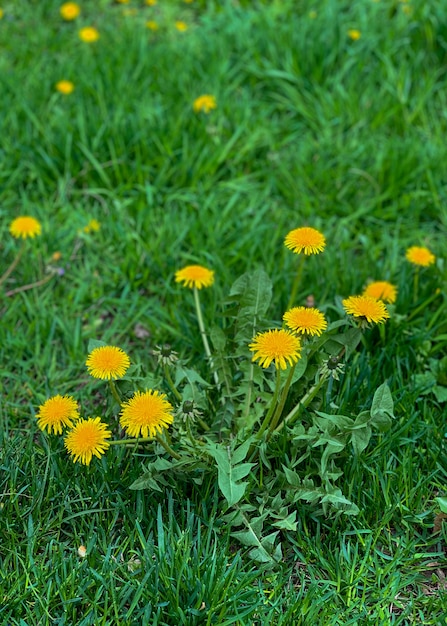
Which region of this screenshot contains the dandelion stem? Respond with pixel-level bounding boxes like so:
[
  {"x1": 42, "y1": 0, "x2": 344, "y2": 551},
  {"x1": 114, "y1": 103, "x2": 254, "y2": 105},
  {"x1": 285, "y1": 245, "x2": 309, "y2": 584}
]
[
  {"x1": 109, "y1": 437, "x2": 154, "y2": 446},
  {"x1": 277, "y1": 370, "x2": 330, "y2": 432},
  {"x1": 255, "y1": 368, "x2": 282, "y2": 441},
  {"x1": 413, "y1": 268, "x2": 419, "y2": 304},
  {"x1": 267, "y1": 362, "x2": 297, "y2": 437},
  {"x1": 0, "y1": 242, "x2": 26, "y2": 288},
  {"x1": 197, "y1": 416, "x2": 210, "y2": 431},
  {"x1": 287, "y1": 255, "x2": 305, "y2": 311},
  {"x1": 155, "y1": 433, "x2": 181, "y2": 460},
  {"x1": 163, "y1": 365, "x2": 182, "y2": 402},
  {"x1": 109, "y1": 380, "x2": 122, "y2": 406},
  {"x1": 193, "y1": 287, "x2": 219, "y2": 387}
]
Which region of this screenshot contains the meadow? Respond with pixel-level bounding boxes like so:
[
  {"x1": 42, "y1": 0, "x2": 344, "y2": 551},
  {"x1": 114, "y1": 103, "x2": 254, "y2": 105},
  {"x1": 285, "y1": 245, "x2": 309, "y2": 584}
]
[{"x1": 1, "y1": 0, "x2": 446, "y2": 624}]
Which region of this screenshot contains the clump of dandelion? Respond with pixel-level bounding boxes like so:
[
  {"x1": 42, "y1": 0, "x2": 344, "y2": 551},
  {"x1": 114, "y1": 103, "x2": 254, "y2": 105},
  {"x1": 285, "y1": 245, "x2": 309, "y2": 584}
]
[
  {"x1": 284, "y1": 226, "x2": 326, "y2": 309},
  {"x1": 405, "y1": 246, "x2": 435, "y2": 268},
  {"x1": 56, "y1": 80, "x2": 74, "y2": 95},
  {"x1": 120, "y1": 390, "x2": 174, "y2": 438},
  {"x1": 79, "y1": 27, "x2": 100, "y2": 43},
  {"x1": 342, "y1": 295, "x2": 390, "y2": 327},
  {"x1": 348, "y1": 29, "x2": 361, "y2": 40},
  {"x1": 193, "y1": 95, "x2": 217, "y2": 114},
  {"x1": 175, "y1": 21, "x2": 188, "y2": 31},
  {"x1": 363, "y1": 281, "x2": 397, "y2": 304},
  {"x1": 9, "y1": 216, "x2": 41, "y2": 239},
  {"x1": 249, "y1": 329, "x2": 301, "y2": 370},
  {"x1": 36, "y1": 395, "x2": 79, "y2": 435},
  {"x1": 86, "y1": 346, "x2": 130, "y2": 380},
  {"x1": 60, "y1": 2, "x2": 81, "y2": 20},
  {"x1": 64, "y1": 417, "x2": 111, "y2": 465},
  {"x1": 283, "y1": 306, "x2": 327, "y2": 337}
]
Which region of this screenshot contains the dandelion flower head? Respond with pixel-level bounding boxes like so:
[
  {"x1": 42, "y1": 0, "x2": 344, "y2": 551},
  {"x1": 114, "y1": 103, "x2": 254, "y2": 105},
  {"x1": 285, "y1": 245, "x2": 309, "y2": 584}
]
[
  {"x1": 36, "y1": 395, "x2": 80, "y2": 435},
  {"x1": 348, "y1": 29, "x2": 361, "y2": 40},
  {"x1": 145, "y1": 0, "x2": 157, "y2": 5},
  {"x1": 79, "y1": 27, "x2": 100, "y2": 43},
  {"x1": 342, "y1": 295, "x2": 390, "y2": 325},
  {"x1": 193, "y1": 94, "x2": 217, "y2": 114},
  {"x1": 60, "y1": 2, "x2": 81, "y2": 20},
  {"x1": 56, "y1": 80, "x2": 74, "y2": 95},
  {"x1": 363, "y1": 281, "x2": 397, "y2": 304},
  {"x1": 175, "y1": 21, "x2": 188, "y2": 32},
  {"x1": 283, "y1": 306, "x2": 327, "y2": 336},
  {"x1": 83, "y1": 218, "x2": 100, "y2": 233},
  {"x1": 405, "y1": 246, "x2": 435, "y2": 268},
  {"x1": 9, "y1": 216, "x2": 42, "y2": 239},
  {"x1": 64, "y1": 417, "x2": 111, "y2": 465},
  {"x1": 0, "y1": 8, "x2": 4, "y2": 19},
  {"x1": 175, "y1": 265, "x2": 214, "y2": 289},
  {"x1": 86, "y1": 345, "x2": 130, "y2": 380},
  {"x1": 284, "y1": 227, "x2": 326, "y2": 255},
  {"x1": 120, "y1": 390, "x2": 174, "y2": 438},
  {"x1": 146, "y1": 20, "x2": 159, "y2": 30},
  {"x1": 249, "y1": 329, "x2": 301, "y2": 370}
]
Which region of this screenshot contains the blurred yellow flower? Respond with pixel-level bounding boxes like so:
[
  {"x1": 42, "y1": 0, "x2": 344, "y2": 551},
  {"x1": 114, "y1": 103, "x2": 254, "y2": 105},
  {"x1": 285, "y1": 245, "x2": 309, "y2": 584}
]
[
  {"x1": 363, "y1": 281, "x2": 397, "y2": 304},
  {"x1": 145, "y1": 0, "x2": 157, "y2": 4},
  {"x1": 175, "y1": 265, "x2": 214, "y2": 289},
  {"x1": 79, "y1": 27, "x2": 100, "y2": 43},
  {"x1": 405, "y1": 246, "x2": 435, "y2": 267},
  {"x1": 52, "y1": 251, "x2": 62, "y2": 261},
  {"x1": 0, "y1": 9, "x2": 4, "y2": 19},
  {"x1": 175, "y1": 21, "x2": 188, "y2": 32},
  {"x1": 60, "y1": 2, "x2": 81, "y2": 20},
  {"x1": 116, "y1": 0, "x2": 130, "y2": 3},
  {"x1": 56, "y1": 80, "x2": 74, "y2": 95},
  {"x1": 348, "y1": 29, "x2": 361, "y2": 41},
  {"x1": 9, "y1": 216, "x2": 42, "y2": 239},
  {"x1": 193, "y1": 94, "x2": 217, "y2": 114},
  {"x1": 146, "y1": 20, "x2": 159, "y2": 30},
  {"x1": 84, "y1": 219, "x2": 101, "y2": 233}
]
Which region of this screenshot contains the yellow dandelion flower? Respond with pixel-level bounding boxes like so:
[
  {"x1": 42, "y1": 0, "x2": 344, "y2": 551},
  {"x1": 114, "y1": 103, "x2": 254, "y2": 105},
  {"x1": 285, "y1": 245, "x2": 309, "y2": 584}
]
[
  {"x1": 146, "y1": 20, "x2": 159, "y2": 30},
  {"x1": 86, "y1": 346, "x2": 131, "y2": 380},
  {"x1": 79, "y1": 27, "x2": 100, "y2": 43},
  {"x1": 83, "y1": 218, "x2": 100, "y2": 233},
  {"x1": 175, "y1": 21, "x2": 188, "y2": 32},
  {"x1": 175, "y1": 265, "x2": 214, "y2": 289},
  {"x1": 60, "y1": 2, "x2": 81, "y2": 20},
  {"x1": 120, "y1": 390, "x2": 174, "y2": 438},
  {"x1": 56, "y1": 80, "x2": 74, "y2": 95},
  {"x1": 284, "y1": 227, "x2": 326, "y2": 255},
  {"x1": 283, "y1": 306, "x2": 327, "y2": 336},
  {"x1": 9, "y1": 216, "x2": 42, "y2": 239},
  {"x1": 184, "y1": 0, "x2": 194, "y2": 3},
  {"x1": 145, "y1": 0, "x2": 157, "y2": 5},
  {"x1": 249, "y1": 329, "x2": 301, "y2": 370},
  {"x1": 36, "y1": 395, "x2": 80, "y2": 435},
  {"x1": 348, "y1": 29, "x2": 361, "y2": 40},
  {"x1": 52, "y1": 251, "x2": 62, "y2": 261},
  {"x1": 363, "y1": 281, "x2": 397, "y2": 304},
  {"x1": 0, "y1": 9, "x2": 4, "y2": 19},
  {"x1": 64, "y1": 417, "x2": 111, "y2": 465},
  {"x1": 342, "y1": 295, "x2": 390, "y2": 325},
  {"x1": 405, "y1": 246, "x2": 435, "y2": 268},
  {"x1": 193, "y1": 94, "x2": 217, "y2": 114},
  {"x1": 116, "y1": 0, "x2": 130, "y2": 3}
]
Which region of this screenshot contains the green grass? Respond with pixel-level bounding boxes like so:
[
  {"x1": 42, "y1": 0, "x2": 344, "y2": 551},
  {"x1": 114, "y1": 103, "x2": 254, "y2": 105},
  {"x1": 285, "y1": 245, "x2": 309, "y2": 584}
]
[{"x1": 1, "y1": 0, "x2": 447, "y2": 624}]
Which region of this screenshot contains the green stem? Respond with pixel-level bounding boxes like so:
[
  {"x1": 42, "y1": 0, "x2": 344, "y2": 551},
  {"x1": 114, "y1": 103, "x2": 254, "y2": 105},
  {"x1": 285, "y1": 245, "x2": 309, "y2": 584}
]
[
  {"x1": 108, "y1": 437, "x2": 154, "y2": 446},
  {"x1": 193, "y1": 287, "x2": 220, "y2": 388},
  {"x1": 109, "y1": 380, "x2": 122, "y2": 406},
  {"x1": 155, "y1": 433, "x2": 181, "y2": 460},
  {"x1": 407, "y1": 289, "x2": 440, "y2": 323},
  {"x1": 0, "y1": 242, "x2": 26, "y2": 288},
  {"x1": 197, "y1": 416, "x2": 210, "y2": 431},
  {"x1": 276, "y1": 370, "x2": 330, "y2": 433},
  {"x1": 255, "y1": 368, "x2": 282, "y2": 441},
  {"x1": 163, "y1": 365, "x2": 182, "y2": 402},
  {"x1": 267, "y1": 362, "x2": 297, "y2": 437},
  {"x1": 413, "y1": 267, "x2": 419, "y2": 304},
  {"x1": 286, "y1": 255, "x2": 306, "y2": 311}
]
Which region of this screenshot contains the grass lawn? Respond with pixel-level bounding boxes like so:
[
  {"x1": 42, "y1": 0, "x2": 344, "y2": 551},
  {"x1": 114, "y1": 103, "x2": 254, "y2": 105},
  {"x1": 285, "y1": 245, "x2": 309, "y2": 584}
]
[{"x1": 1, "y1": 0, "x2": 447, "y2": 624}]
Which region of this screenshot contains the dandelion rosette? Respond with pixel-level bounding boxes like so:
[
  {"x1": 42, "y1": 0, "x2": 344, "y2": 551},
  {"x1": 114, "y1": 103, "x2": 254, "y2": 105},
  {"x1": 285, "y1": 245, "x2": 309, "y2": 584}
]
[
  {"x1": 60, "y1": 2, "x2": 81, "y2": 20},
  {"x1": 56, "y1": 80, "x2": 74, "y2": 95},
  {"x1": 64, "y1": 417, "x2": 112, "y2": 465},
  {"x1": 342, "y1": 295, "x2": 390, "y2": 325},
  {"x1": 284, "y1": 227, "x2": 326, "y2": 255},
  {"x1": 36, "y1": 395, "x2": 80, "y2": 435},
  {"x1": 79, "y1": 27, "x2": 100, "y2": 43},
  {"x1": 363, "y1": 281, "x2": 397, "y2": 304},
  {"x1": 86, "y1": 346, "x2": 131, "y2": 380},
  {"x1": 193, "y1": 95, "x2": 217, "y2": 114},
  {"x1": 175, "y1": 265, "x2": 214, "y2": 289},
  {"x1": 283, "y1": 306, "x2": 327, "y2": 336},
  {"x1": 249, "y1": 329, "x2": 301, "y2": 370},
  {"x1": 405, "y1": 246, "x2": 436, "y2": 268},
  {"x1": 119, "y1": 390, "x2": 174, "y2": 438},
  {"x1": 9, "y1": 216, "x2": 42, "y2": 239}
]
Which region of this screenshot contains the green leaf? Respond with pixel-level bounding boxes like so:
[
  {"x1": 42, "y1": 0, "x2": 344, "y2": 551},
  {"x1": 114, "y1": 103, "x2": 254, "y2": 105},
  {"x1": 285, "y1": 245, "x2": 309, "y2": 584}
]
[
  {"x1": 433, "y1": 386, "x2": 447, "y2": 403},
  {"x1": 351, "y1": 425, "x2": 372, "y2": 455},
  {"x1": 370, "y1": 382, "x2": 395, "y2": 426},
  {"x1": 206, "y1": 442, "x2": 255, "y2": 508},
  {"x1": 272, "y1": 511, "x2": 297, "y2": 531},
  {"x1": 435, "y1": 497, "x2": 447, "y2": 514},
  {"x1": 87, "y1": 338, "x2": 107, "y2": 352}
]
